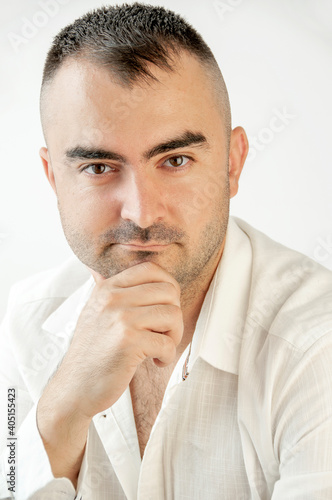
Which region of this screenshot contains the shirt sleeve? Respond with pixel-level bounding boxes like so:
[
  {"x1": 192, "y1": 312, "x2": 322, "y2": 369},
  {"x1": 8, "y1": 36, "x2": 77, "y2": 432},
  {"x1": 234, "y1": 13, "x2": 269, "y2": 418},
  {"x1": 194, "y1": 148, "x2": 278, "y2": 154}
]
[
  {"x1": 0, "y1": 291, "x2": 81, "y2": 500},
  {"x1": 1, "y1": 399, "x2": 89, "y2": 500},
  {"x1": 271, "y1": 332, "x2": 332, "y2": 499},
  {"x1": 15, "y1": 403, "x2": 77, "y2": 499}
]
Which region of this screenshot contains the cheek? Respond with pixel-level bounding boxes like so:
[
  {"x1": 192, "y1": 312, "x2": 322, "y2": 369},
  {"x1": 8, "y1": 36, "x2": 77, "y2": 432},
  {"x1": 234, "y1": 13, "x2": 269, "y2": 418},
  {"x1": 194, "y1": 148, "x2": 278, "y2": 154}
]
[
  {"x1": 57, "y1": 183, "x2": 119, "y2": 234},
  {"x1": 174, "y1": 175, "x2": 226, "y2": 229}
]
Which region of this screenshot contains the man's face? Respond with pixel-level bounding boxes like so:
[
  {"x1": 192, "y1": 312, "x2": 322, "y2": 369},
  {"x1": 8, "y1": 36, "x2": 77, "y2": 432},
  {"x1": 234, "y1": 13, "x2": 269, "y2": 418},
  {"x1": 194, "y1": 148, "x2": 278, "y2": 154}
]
[{"x1": 40, "y1": 52, "x2": 246, "y2": 292}]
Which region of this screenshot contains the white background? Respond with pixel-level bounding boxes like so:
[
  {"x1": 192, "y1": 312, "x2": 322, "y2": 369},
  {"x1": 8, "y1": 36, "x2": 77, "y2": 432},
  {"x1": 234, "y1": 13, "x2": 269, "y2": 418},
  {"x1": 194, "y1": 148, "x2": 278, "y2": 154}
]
[{"x1": 1, "y1": 0, "x2": 331, "y2": 321}]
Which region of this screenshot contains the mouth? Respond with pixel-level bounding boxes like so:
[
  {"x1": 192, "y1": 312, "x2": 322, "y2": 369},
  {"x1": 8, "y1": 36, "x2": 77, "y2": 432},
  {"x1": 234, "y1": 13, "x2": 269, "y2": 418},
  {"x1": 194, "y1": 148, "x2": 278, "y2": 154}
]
[{"x1": 115, "y1": 242, "x2": 172, "y2": 252}]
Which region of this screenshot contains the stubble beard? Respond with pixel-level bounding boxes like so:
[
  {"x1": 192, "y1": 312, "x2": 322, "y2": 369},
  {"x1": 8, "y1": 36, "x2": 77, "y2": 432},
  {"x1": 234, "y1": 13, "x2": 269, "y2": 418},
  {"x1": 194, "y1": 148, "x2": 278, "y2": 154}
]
[{"x1": 58, "y1": 181, "x2": 230, "y2": 298}]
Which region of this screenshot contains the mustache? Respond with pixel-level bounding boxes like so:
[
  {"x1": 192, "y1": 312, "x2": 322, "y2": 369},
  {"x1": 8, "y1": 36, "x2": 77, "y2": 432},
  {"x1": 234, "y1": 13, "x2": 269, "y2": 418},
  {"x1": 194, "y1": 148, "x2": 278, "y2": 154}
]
[{"x1": 99, "y1": 221, "x2": 185, "y2": 245}]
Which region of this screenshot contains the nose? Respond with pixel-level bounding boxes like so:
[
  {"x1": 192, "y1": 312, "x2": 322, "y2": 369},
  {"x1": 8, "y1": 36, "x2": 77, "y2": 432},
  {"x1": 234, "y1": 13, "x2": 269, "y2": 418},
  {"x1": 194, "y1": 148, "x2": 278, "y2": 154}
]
[{"x1": 120, "y1": 170, "x2": 167, "y2": 228}]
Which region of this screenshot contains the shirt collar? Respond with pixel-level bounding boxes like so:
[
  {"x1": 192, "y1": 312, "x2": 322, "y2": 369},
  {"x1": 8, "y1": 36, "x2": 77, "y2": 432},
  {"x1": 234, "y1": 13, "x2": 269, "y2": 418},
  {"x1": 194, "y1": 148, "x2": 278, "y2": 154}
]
[
  {"x1": 42, "y1": 217, "x2": 252, "y2": 376},
  {"x1": 188, "y1": 216, "x2": 253, "y2": 376},
  {"x1": 41, "y1": 275, "x2": 95, "y2": 336}
]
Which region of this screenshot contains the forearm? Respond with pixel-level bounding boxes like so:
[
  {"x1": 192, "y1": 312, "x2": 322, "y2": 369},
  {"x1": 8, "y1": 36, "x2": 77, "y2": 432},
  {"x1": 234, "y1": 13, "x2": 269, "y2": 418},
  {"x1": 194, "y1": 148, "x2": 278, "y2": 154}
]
[
  {"x1": 35, "y1": 262, "x2": 182, "y2": 489},
  {"x1": 37, "y1": 392, "x2": 91, "y2": 489}
]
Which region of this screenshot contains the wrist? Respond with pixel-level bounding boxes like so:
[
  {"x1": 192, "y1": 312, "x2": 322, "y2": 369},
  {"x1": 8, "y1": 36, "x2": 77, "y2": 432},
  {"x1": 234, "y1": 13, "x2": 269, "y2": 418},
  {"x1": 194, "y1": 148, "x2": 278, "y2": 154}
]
[
  {"x1": 37, "y1": 397, "x2": 91, "y2": 485},
  {"x1": 37, "y1": 394, "x2": 91, "y2": 442}
]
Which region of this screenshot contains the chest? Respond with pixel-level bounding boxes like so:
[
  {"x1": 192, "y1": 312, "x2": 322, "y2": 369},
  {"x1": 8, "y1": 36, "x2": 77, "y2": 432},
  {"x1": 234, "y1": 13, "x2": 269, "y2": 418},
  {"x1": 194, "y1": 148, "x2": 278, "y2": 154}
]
[
  {"x1": 86, "y1": 360, "x2": 257, "y2": 499},
  {"x1": 130, "y1": 359, "x2": 173, "y2": 457},
  {"x1": 135, "y1": 361, "x2": 253, "y2": 499}
]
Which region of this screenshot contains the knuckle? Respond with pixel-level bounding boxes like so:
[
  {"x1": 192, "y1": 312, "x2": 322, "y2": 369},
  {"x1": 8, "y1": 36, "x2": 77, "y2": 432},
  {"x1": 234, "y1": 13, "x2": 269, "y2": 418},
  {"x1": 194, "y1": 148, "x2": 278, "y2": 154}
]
[
  {"x1": 156, "y1": 303, "x2": 172, "y2": 319},
  {"x1": 156, "y1": 303, "x2": 182, "y2": 324},
  {"x1": 117, "y1": 328, "x2": 135, "y2": 350},
  {"x1": 91, "y1": 281, "x2": 112, "y2": 300},
  {"x1": 166, "y1": 281, "x2": 179, "y2": 298},
  {"x1": 113, "y1": 321, "x2": 138, "y2": 350},
  {"x1": 105, "y1": 288, "x2": 121, "y2": 306},
  {"x1": 114, "y1": 274, "x2": 132, "y2": 287},
  {"x1": 114, "y1": 308, "x2": 131, "y2": 325},
  {"x1": 170, "y1": 279, "x2": 181, "y2": 296},
  {"x1": 158, "y1": 332, "x2": 174, "y2": 350},
  {"x1": 170, "y1": 304, "x2": 183, "y2": 321}
]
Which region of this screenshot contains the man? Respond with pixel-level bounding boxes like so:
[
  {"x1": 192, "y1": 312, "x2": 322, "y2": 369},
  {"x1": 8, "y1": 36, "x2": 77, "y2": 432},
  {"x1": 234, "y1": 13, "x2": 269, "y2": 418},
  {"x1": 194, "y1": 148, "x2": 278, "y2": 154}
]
[{"x1": 0, "y1": 3, "x2": 331, "y2": 499}]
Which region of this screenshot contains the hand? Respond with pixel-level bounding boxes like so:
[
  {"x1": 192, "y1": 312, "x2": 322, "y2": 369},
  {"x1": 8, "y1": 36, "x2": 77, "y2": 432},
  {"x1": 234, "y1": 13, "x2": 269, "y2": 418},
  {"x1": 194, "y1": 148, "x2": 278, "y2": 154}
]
[
  {"x1": 41, "y1": 261, "x2": 183, "y2": 419},
  {"x1": 37, "y1": 261, "x2": 183, "y2": 484}
]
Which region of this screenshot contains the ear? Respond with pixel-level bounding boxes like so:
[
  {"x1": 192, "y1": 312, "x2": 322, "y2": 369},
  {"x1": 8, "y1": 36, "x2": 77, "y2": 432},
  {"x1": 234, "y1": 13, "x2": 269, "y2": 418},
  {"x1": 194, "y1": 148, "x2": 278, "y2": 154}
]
[
  {"x1": 39, "y1": 147, "x2": 57, "y2": 194},
  {"x1": 228, "y1": 126, "x2": 249, "y2": 199}
]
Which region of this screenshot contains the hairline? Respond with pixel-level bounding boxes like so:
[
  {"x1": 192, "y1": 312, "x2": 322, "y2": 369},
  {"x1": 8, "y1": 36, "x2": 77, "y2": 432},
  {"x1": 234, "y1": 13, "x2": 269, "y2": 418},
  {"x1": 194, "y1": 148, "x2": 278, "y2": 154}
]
[{"x1": 40, "y1": 48, "x2": 231, "y2": 147}]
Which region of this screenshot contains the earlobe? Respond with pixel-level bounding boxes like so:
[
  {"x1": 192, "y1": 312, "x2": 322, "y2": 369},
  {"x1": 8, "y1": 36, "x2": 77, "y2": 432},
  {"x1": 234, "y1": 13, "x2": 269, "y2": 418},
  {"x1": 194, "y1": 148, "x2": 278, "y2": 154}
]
[
  {"x1": 228, "y1": 126, "x2": 249, "y2": 199},
  {"x1": 39, "y1": 147, "x2": 57, "y2": 194}
]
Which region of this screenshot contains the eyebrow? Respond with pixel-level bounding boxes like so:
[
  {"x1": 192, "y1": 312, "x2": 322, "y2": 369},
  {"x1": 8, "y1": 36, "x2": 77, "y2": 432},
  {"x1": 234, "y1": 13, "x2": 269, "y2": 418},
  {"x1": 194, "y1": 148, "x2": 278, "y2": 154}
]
[
  {"x1": 64, "y1": 130, "x2": 209, "y2": 164},
  {"x1": 143, "y1": 131, "x2": 209, "y2": 160}
]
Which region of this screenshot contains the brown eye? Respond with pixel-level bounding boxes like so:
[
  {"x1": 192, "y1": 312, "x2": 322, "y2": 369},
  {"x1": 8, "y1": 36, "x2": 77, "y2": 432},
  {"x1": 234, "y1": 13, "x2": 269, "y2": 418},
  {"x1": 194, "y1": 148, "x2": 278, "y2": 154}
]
[
  {"x1": 169, "y1": 157, "x2": 183, "y2": 167},
  {"x1": 84, "y1": 164, "x2": 110, "y2": 175},
  {"x1": 164, "y1": 156, "x2": 190, "y2": 168}
]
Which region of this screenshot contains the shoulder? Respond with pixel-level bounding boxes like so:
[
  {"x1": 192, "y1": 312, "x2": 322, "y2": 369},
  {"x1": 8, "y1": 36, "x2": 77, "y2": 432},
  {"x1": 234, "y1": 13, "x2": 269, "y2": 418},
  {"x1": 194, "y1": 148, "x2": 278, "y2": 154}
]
[
  {"x1": 8, "y1": 255, "x2": 91, "y2": 306},
  {"x1": 233, "y1": 219, "x2": 332, "y2": 454},
  {"x1": 233, "y1": 217, "x2": 332, "y2": 351},
  {"x1": 5, "y1": 256, "x2": 91, "y2": 331}
]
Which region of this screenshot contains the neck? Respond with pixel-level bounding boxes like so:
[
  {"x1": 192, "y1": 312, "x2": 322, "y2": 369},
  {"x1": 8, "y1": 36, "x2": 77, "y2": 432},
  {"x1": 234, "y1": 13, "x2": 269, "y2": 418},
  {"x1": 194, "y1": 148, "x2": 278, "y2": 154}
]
[{"x1": 176, "y1": 239, "x2": 225, "y2": 358}]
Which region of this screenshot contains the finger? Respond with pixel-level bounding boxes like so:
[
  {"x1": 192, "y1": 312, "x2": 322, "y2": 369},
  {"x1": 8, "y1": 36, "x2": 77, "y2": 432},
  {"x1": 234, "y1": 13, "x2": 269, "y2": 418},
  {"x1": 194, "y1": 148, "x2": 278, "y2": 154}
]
[
  {"x1": 102, "y1": 281, "x2": 181, "y2": 308},
  {"x1": 109, "y1": 261, "x2": 180, "y2": 294},
  {"x1": 130, "y1": 282, "x2": 181, "y2": 307},
  {"x1": 136, "y1": 329, "x2": 177, "y2": 366},
  {"x1": 133, "y1": 304, "x2": 184, "y2": 347}
]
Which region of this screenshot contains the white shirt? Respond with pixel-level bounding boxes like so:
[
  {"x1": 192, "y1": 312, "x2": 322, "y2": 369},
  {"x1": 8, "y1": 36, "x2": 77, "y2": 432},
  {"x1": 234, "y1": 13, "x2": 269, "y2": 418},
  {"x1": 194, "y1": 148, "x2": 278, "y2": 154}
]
[{"x1": 1, "y1": 217, "x2": 332, "y2": 499}]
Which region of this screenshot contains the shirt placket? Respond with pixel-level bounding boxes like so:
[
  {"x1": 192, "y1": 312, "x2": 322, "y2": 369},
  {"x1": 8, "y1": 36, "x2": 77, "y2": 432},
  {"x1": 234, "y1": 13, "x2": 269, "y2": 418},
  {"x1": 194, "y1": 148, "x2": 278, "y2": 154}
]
[
  {"x1": 93, "y1": 387, "x2": 141, "y2": 500},
  {"x1": 137, "y1": 345, "x2": 192, "y2": 500}
]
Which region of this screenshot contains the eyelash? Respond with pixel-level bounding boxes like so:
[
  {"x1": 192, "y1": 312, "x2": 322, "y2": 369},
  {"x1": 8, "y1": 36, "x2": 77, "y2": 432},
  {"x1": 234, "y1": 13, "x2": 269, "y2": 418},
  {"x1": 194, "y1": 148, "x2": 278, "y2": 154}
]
[
  {"x1": 162, "y1": 155, "x2": 192, "y2": 172},
  {"x1": 81, "y1": 164, "x2": 115, "y2": 175},
  {"x1": 81, "y1": 155, "x2": 193, "y2": 176}
]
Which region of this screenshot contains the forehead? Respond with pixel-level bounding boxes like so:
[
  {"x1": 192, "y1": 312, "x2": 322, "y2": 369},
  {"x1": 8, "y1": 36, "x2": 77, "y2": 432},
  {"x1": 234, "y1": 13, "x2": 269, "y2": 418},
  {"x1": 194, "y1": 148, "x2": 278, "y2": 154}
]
[{"x1": 42, "y1": 52, "x2": 225, "y2": 152}]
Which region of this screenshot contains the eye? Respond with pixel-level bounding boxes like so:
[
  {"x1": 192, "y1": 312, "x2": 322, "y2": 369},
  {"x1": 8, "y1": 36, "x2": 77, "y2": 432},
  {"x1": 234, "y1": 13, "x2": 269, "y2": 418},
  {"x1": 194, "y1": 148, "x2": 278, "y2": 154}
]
[
  {"x1": 83, "y1": 164, "x2": 113, "y2": 175},
  {"x1": 163, "y1": 155, "x2": 190, "y2": 168}
]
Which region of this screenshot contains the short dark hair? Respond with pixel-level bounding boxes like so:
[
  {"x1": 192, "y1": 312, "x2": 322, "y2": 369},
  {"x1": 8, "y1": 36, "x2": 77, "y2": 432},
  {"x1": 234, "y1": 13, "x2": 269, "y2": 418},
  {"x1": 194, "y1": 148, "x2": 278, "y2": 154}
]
[{"x1": 41, "y1": 3, "x2": 231, "y2": 138}]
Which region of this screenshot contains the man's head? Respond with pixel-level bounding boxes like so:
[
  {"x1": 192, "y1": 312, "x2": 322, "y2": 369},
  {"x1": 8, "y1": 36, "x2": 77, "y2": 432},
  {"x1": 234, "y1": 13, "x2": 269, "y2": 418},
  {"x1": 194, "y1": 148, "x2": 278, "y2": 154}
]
[
  {"x1": 39, "y1": 3, "x2": 248, "y2": 295},
  {"x1": 40, "y1": 3, "x2": 231, "y2": 142}
]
